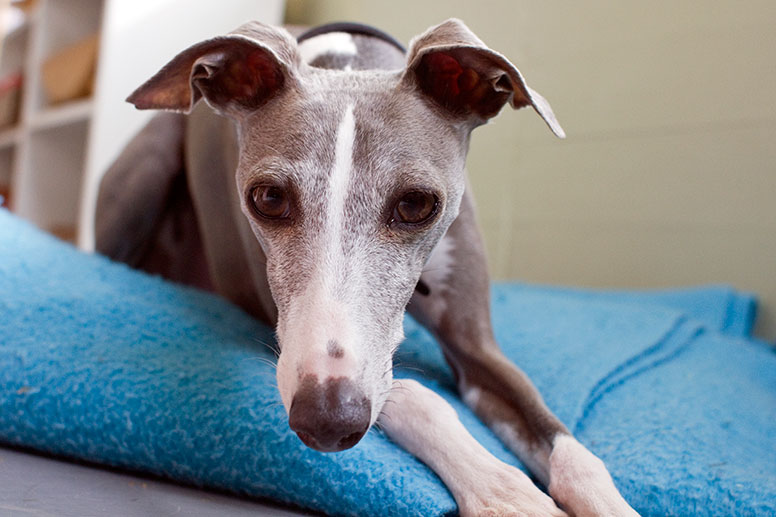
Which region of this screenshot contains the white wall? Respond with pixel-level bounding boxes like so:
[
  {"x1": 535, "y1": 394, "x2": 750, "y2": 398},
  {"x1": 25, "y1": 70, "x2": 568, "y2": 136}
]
[{"x1": 77, "y1": 0, "x2": 284, "y2": 251}]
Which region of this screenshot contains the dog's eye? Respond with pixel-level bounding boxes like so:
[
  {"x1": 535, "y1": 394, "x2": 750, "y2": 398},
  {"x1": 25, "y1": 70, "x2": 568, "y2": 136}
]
[
  {"x1": 251, "y1": 185, "x2": 290, "y2": 219},
  {"x1": 393, "y1": 191, "x2": 438, "y2": 225}
]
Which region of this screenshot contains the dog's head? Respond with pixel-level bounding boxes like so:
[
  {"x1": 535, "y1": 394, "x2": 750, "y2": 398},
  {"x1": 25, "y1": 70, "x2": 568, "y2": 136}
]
[{"x1": 128, "y1": 19, "x2": 562, "y2": 452}]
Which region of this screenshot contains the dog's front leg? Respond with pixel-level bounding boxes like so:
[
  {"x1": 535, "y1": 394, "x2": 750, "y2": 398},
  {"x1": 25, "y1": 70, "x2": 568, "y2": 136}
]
[
  {"x1": 407, "y1": 190, "x2": 639, "y2": 517},
  {"x1": 379, "y1": 378, "x2": 567, "y2": 517}
]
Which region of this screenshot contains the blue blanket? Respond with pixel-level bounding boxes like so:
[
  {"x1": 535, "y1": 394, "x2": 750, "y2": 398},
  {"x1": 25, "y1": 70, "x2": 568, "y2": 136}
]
[{"x1": 1, "y1": 208, "x2": 774, "y2": 516}]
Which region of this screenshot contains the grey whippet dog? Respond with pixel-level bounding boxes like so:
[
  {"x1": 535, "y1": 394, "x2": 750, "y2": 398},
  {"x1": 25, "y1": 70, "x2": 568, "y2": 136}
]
[{"x1": 96, "y1": 19, "x2": 639, "y2": 516}]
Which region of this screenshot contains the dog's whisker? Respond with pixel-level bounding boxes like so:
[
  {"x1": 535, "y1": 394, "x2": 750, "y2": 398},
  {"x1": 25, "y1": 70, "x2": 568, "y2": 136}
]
[
  {"x1": 378, "y1": 387, "x2": 395, "y2": 397},
  {"x1": 252, "y1": 337, "x2": 281, "y2": 358},
  {"x1": 395, "y1": 365, "x2": 425, "y2": 375},
  {"x1": 241, "y1": 355, "x2": 278, "y2": 367},
  {"x1": 377, "y1": 407, "x2": 394, "y2": 423}
]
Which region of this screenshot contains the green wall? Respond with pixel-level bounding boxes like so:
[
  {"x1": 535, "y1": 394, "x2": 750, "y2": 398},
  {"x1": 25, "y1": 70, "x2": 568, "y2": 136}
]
[{"x1": 287, "y1": 0, "x2": 776, "y2": 339}]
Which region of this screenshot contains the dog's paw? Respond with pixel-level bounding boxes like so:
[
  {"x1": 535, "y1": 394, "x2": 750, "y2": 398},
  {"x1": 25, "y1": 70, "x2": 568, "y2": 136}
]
[
  {"x1": 457, "y1": 462, "x2": 568, "y2": 517},
  {"x1": 548, "y1": 436, "x2": 640, "y2": 517}
]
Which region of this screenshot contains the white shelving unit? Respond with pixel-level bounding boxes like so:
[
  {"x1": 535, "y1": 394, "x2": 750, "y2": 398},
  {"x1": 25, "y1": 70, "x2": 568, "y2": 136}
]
[
  {"x1": 0, "y1": 10, "x2": 28, "y2": 212},
  {"x1": 0, "y1": 0, "x2": 103, "y2": 241},
  {"x1": 76, "y1": 0, "x2": 285, "y2": 250},
  {"x1": 2, "y1": 0, "x2": 285, "y2": 248}
]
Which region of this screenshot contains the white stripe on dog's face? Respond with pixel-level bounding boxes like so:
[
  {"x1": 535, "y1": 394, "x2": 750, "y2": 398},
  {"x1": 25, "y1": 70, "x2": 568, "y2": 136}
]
[
  {"x1": 326, "y1": 104, "x2": 355, "y2": 275},
  {"x1": 274, "y1": 104, "x2": 364, "y2": 414}
]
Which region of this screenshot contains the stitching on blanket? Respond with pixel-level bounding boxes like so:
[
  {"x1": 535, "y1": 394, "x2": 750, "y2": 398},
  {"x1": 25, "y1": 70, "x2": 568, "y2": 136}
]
[
  {"x1": 572, "y1": 317, "x2": 703, "y2": 435},
  {"x1": 722, "y1": 290, "x2": 757, "y2": 337},
  {"x1": 574, "y1": 316, "x2": 685, "y2": 421},
  {"x1": 573, "y1": 323, "x2": 704, "y2": 436},
  {"x1": 592, "y1": 317, "x2": 697, "y2": 403},
  {"x1": 723, "y1": 291, "x2": 736, "y2": 335}
]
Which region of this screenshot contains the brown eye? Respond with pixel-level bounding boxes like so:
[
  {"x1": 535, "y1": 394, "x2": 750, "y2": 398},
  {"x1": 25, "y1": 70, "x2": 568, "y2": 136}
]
[
  {"x1": 393, "y1": 190, "x2": 438, "y2": 225},
  {"x1": 251, "y1": 185, "x2": 290, "y2": 219}
]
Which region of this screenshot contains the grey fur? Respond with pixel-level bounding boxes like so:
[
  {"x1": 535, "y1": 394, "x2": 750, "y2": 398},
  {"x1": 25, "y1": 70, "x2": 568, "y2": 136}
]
[{"x1": 97, "y1": 19, "x2": 638, "y2": 515}]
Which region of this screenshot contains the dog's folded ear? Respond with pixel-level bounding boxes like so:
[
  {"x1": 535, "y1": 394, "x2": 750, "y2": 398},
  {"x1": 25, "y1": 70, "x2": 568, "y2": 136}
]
[
  {"x1": 127, "y1": 22, "x2": 300, "y2": 116},
  {"x1": 403, "y1": 19, "x2": 565, "y2": 137}
]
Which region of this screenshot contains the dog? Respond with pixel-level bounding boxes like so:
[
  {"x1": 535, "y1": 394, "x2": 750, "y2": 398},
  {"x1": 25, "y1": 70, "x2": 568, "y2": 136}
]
[{"x1": 95, "y1": 19, "x2": 639, "y2": 516}]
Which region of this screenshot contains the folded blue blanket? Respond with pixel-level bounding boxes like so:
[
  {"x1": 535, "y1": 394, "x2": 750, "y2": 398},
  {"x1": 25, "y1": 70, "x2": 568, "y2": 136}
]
[{"x1": 1, "y1": 208, "x2": 774, "y2": 516}]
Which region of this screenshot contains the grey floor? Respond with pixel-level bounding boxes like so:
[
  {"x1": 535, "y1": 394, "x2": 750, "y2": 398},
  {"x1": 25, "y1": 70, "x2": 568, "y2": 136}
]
[{"x1": 0, "y1": 446, "x2": 317, "y2": 517}]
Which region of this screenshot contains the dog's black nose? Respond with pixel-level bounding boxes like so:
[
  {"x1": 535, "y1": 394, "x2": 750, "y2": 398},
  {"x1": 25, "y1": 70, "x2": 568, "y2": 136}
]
[{"x1": 288, "y1": 376, "x2": 371, "y2": 452}]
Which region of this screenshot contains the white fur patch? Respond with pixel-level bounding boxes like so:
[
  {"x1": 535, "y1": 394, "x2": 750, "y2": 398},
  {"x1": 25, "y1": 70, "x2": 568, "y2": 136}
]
[
  {"x1": 379, "y1": 380, "x2": 566, "y2": 517},
  {"x1": 491, "y1": 421, "x2": 550, "y2": 485},
  {"x1": 462, "y1": 386, "x2": 481, "y2": 408},
  {"x1": 298, "y1": 32, "x2": 358, "y2": 64},
  {"x1": 275, "y1": 279, "x2": 360, "y2": 412},
  {"x1": 422, "y1": 234, "x2": 455, "y2": 291},
  {"x1": 326, "y1": 103, "x2": 355, "y2": 270},
  {"x1": 549, "y1": 435, "x2": 640, "y2": 517}
]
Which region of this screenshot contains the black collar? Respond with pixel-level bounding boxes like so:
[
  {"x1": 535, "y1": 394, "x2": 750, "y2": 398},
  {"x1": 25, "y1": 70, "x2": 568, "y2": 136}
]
[{"x1": 297, "y1": 22, "x2": 406, "y2": 54}]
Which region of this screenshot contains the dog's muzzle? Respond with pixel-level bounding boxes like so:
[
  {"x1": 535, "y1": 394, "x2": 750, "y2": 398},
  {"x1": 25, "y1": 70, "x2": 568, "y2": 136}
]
[{"x1": 288, "y1": 375, "x2": 371, "y2": 452}]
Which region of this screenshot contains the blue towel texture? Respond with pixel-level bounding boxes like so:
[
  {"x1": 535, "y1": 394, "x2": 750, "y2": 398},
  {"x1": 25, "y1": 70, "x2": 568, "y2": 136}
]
[{"x1": 1, "y1": 208, "x2": 774, "y2": 516}]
